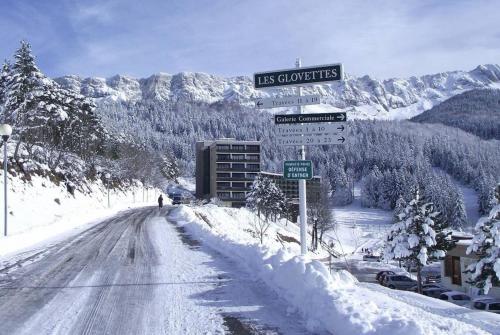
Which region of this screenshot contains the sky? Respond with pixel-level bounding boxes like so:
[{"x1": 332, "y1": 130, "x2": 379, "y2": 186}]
[{"x1": 1, "y1": 0, "x2": 499, "y2": 79}]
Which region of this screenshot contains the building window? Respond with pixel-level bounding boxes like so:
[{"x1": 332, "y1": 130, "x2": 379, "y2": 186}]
[
  {"x1": 217, "y1": 192, "x2": 230, "y2": 198},
  {"x1": 232, "y1": 154, "x2": 245, "y2": 161},
  {"x1": 232, "y1": 173, "x2": 245, "y2": 179},
  {"x1": 246, "y1": 145, "x2": 259, "y2": 151},
  {"x1": 232, "y1": 182, "x2": 245, "y2": 188},
  {"x1": 232, "y1": 145, "x2": 245, "y2": 151},
  {"x1": 217, "y1": 163, "x2": 230, "y2": 170},
  {"x1": 232, "y1": 192, "x2": 246, "y2": 199},
  {"x1": 216, "y1": 145, "x2": 230, "y2": 151},
  {"x1": 232, "y1": 163, "x2": 245, "y2": 170},
  {"x1": 247, "y1": 154, "x2": 259, "y2": 161},
  {"x1": 246, "y1": 173, "x2": 258, "y2": 179},
  {"x1": 444, "y1": 256, "x2": 452, "y2": 277},
  {"x1": 247, "y1": 164, "x2": 260, "y2": 171},
  {"x1": 452, "y1": 256, "x2": 461, "y2": 286},
  {"x1": 217, "y1": 154, "x2": 230, "y2": 161},
  {"x1": 217, "y1": 182, "x2": 230, "y2": 189},
  {"x1": 217, "y1": 173, "x2": 230, "y2": 178}
]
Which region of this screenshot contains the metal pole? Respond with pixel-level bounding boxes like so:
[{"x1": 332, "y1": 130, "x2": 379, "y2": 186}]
[
  {"x1": 296, "y1": 58, "x2": 307, "y2": 255},
  {"x1": 107, "y1": 180, "x2": 110, "y2": 208},
  {"x1": 3, "y1": 141, "x2": 7, "y2": 236}
]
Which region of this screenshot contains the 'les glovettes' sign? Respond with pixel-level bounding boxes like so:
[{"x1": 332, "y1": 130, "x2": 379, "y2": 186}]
[{"x1": 254, "y1": 64, "x2": 343, "y2": 89}]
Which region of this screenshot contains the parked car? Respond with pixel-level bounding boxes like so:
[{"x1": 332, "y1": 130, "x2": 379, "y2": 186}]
[
  {"x1": 472, "y1": 297, "x2": 500, "y2": 314},
  {"x1": 409, "y1": 283, "x2": 442, "y2": 292},
  {"x1": 382, "y1": 275, "x2": 417, "y2": 290},
  {"x1": 362, "y1": 254, "x2": 381, "y2": 262},
  {"x1": 438, "y1": 291, "x2": 471, "y2": 306},
  {"x1": 422, "y1": 287, "x2": 451, "y2": 298},
  {"x1": 376, "y1": 271, "x2": 396, "y2": 284}
]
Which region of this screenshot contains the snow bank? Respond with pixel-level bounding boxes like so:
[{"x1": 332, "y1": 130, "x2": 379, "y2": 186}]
[
  {"x1": 169, "y1": 204, "x2": 499, "y2": 335},
  {"x1": 0, "y1": 173, "x2": 164, "y2": 258}
]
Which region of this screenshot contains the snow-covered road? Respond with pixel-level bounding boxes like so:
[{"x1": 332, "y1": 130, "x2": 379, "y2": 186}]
[{"x1": 0, "y1": 207, "x2": 314, "y2": 335}]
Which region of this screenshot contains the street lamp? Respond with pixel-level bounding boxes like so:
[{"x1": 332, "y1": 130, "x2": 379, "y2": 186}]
[
  {"x1": 0, "y1": 124, "x2": 13, "y2": 236},
  {"x1": 105, "y1": 173, "x2": 111, "y2": 208}
]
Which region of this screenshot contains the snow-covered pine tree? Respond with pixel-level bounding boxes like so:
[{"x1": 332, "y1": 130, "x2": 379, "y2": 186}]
[
  {"x1": 384, "y1": 189, "x2": 445, "y2": 293},
  {"x1": 393, "y1": 195, "x2": 406, "y2": 223},
  {"x1": 0, "y1": 61, "x2": 11, "y2": 117},
  {"x1": 465, "y1": 183, "x2": 500, "y2": 294},
  {"x1": 246, "y1": 175, "x2": 286, "y2": 243},
  {"x1": 3, "y1": 41, "x2": 64, "y2": 161},
  {"x1": 159, "y1": 152, "x2": 180, "y2": 182},
  {"x1": 449, "y1": 191, "x2": 467, "y2": 231}
]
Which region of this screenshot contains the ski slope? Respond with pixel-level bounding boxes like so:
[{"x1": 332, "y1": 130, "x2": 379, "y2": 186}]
[{"x1": 326, "y1": 185, "x2": 393, "y2": 256}]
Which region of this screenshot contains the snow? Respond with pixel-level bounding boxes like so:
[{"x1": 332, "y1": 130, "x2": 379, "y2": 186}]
[
  {"x1": 56, "y1": 64, "x2": 500, "y2": 121},
  {"x1": 169, "y1": 203, "x2": 500, "y2": 335},
  {"x1": 326, "y1": 185, "x2": 393, "y2": 255},
  {"x1": 0, "y1": 172, "x2": 164, "y2": 258}
]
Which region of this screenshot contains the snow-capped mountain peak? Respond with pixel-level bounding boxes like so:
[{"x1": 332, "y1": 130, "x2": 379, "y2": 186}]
[{"x1": 55, "y1": 64, "x2": 500, "y2": 119}]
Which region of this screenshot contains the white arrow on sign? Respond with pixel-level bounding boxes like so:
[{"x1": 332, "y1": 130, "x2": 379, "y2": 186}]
[
  {"x1": 255, "y1": 94, "x2": 321, "y2": 109},
  {"x1": 275, "y1": 122, "x2": 348, "y2": 146},
  {"x1": 276, "y1": 122, "x2": 347, "y2": 136}
]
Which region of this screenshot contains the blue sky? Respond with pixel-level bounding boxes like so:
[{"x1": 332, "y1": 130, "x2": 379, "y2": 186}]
[{"x1": 1, "y1": 0, "x2": 499, "y2": 79}]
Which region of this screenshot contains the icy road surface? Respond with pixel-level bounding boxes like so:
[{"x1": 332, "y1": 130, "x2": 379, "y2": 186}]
[{"x1": 0, "y1": 207, "x2": 314, "y2": 335}]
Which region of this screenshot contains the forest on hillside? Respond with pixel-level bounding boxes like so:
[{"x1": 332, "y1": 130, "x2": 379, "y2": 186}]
[
  {"x1": 96, "y1": 98, "x2": 500, "y2": 229},
  {"x1": 0, "y1": 42, "x2": 179, "y2": 192},
  {"x1": 411, "y1": 88, "x2": 500, "y2": 140}
]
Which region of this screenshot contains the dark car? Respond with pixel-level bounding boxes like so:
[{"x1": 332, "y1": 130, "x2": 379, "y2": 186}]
[
  {"x1": 376, "y1": 270, "x2": 396, "y2": 284},
  {"x1": 171, "y1": 193, "x2": 183, "y2": 205}
]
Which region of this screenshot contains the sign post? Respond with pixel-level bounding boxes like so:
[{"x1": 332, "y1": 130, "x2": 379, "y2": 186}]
[
  {"x1": 295, "y1": 58, "x2": 308, "y2": 255},
  {"x1": 254, "y1": 60, "x2": 344, "y2": 256}
]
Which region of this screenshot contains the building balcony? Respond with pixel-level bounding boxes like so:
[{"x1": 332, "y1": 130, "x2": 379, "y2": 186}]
[
  {"x1": 216, "y1": 186, "x2": 251, "y2": 192},
  {"x1": 216, "y1": 177, "x2": 257, "y2": 182},
  {"x1": 216, "y1": 167, "x2": 261, "y2": 172},
  {"x1": 216, "y1": 158, "x2": 260, "y2": 163},
  {"x1": 218, "y1": 196, "x2": 248, "y2": 201},
  {"x1": 215, "y1": 148, "x2": 260, "y2": 153}
]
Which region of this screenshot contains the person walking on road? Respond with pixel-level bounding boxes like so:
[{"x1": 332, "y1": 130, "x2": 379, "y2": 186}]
[{"x1": 158, "y1": 194, "x2": 163, "y2": 209}]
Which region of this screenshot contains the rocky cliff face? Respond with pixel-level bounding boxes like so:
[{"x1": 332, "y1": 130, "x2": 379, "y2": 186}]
[{"x1": 55, "y1": 64, "x2": 500, "y2": 119}]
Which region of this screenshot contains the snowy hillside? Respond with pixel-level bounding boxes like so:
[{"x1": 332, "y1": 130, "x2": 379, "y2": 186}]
[{"x1": 55, "y1": 64, "x2": 500, "y2": 119}]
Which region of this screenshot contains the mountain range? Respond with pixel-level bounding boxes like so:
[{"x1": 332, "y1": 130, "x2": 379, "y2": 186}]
[{"x1": 55, "y1": 64, "x2": 500, "y2": 120}]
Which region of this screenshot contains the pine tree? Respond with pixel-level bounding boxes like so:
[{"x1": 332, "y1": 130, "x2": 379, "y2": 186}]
[
  {"x1": 384, "y1": 189, "x2": 445, "y2": 293},
  {"x1": 393, "y1": 195, "x2": 406, "y2": 223},
  {"x1": 3, "y1": 41, "x2": 60, "y2": 161},
  {"x1": 449, "y1": 191, "x2": 467, "y2": 231},
  {"x1": 0, "y1": 60, "x2": 11, "y2": 118},
  {"x1": 246, "y1": 175, "x2": 286, "y2": 244},
  {"x1": 465, "y1": 183, "x2": 500, "y2": 294}
]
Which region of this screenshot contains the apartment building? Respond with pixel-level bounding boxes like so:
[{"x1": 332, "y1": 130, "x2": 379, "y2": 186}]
[{"x1": 195, "y1": 139, "x2": 261, "y2": 207}]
